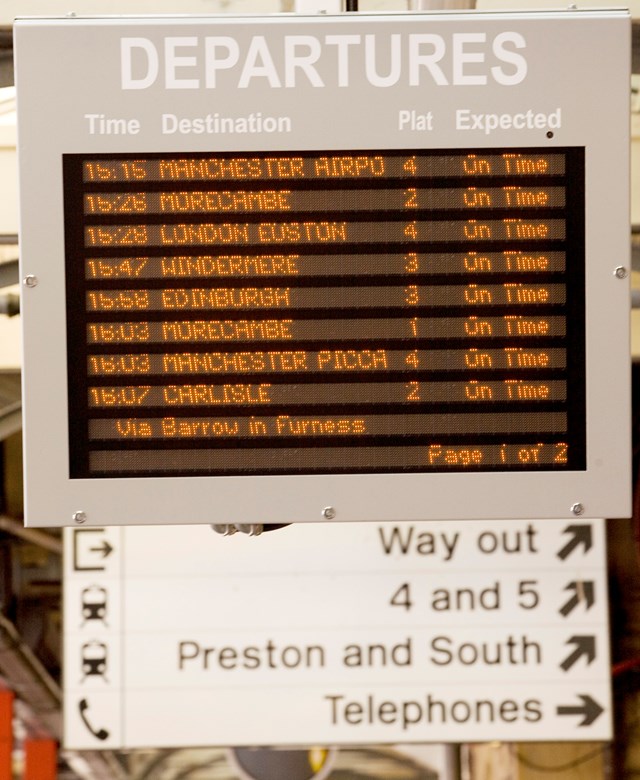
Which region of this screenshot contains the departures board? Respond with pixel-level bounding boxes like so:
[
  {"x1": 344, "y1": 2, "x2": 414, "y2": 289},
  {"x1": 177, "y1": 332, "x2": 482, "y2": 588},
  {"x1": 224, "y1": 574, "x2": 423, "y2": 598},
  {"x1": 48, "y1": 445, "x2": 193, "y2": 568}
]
[
  {"x1": 65, "y1": 148, "x2": 584, "y2": 478},
  {"x1": 15, "y1": 10, "x2": 630, "y2": 526}
]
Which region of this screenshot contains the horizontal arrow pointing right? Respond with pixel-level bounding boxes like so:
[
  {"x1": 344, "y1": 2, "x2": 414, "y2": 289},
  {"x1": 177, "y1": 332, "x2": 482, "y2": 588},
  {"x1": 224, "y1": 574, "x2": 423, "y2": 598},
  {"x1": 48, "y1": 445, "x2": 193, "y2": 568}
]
[
  {"x1": 89, "y1": 541, "x2": 114, "y2": 559},
  {"x1": 557, "y1": 694, "x2": 604, "y2": 726}
]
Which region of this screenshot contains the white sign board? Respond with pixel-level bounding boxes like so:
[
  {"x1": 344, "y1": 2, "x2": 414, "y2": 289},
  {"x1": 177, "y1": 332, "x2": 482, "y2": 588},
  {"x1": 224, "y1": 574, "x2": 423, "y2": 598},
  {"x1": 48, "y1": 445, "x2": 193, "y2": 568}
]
[
  {"x1": 63, "y1": 518, "x2": 611, "y2": 747},
  {"x1": 15, "y1": 10, "x2": 631, "y2": 527}
]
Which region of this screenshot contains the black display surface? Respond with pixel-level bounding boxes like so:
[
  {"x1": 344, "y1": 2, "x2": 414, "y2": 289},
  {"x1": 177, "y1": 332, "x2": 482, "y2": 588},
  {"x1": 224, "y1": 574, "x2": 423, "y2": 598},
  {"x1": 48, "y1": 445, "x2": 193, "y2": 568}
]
[{"x1": 63, "y1": 147, "x2": 585, "y2": 477}]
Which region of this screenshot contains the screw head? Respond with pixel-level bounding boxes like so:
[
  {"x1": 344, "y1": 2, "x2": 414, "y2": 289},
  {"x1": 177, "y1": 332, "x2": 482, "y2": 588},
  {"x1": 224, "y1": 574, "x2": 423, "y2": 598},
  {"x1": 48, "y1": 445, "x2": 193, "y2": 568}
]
[
  {"x1": 571, "y1": 503, "x2": 585, "y2": 516},
  {"x1": 322, "y1": 506, "x2": 336, "y2": 520},
  {"x1": 73, "y1": 511, "x2": 87, "y2": 524},
  {"x1": 23, "y1": 275, "x2": 38, "y2": 288},
  {"x1": 614, "y1": 266, "x2": 628, "y2": 279}
]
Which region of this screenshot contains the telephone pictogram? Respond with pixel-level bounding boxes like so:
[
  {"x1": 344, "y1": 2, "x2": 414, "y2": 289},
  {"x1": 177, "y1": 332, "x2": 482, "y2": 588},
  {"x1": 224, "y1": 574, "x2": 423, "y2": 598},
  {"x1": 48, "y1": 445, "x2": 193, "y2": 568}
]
[{"x1": 78, "y1": 698, "x2": 109, "y2": 741}]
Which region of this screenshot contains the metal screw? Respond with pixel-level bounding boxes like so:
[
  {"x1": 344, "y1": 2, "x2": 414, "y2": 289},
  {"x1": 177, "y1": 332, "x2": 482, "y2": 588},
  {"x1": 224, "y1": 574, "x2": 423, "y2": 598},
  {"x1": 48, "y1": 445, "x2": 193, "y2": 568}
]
[
  {"x1": 23, "y1": 275, "x2": 38, "y2": 288},
  {"x1": 571, "y1": 503, "x2": 585, "y2": 516},
  {"x1": 322, "y1": 506, "x2": 336, "y2": 519},
  {"x1": 73, "y1": 511, "x2": 87, "y2": 524},
  {"x1": 614, "y1": 266, "x2": 628, "y2": 279}
]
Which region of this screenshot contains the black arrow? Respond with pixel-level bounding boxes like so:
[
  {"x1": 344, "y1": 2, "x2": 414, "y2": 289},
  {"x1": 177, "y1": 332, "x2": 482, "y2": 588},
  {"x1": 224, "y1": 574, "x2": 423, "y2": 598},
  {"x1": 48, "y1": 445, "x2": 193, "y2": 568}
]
[
  {"x1": 561, "y1": 636, "x2": 596, "y2": 671},
  {"x1": 557, "y1": 525, "x2": 593, "y2": 560},
  {"x1": 89, "y1": 541, "x2": 113, "y2": 559},
  {"x1": 559, "y1": 581, "x2": 595, "y2": 617},
  {"x1": 557, "y1": 694, "x2": 604, "y2": 726}
]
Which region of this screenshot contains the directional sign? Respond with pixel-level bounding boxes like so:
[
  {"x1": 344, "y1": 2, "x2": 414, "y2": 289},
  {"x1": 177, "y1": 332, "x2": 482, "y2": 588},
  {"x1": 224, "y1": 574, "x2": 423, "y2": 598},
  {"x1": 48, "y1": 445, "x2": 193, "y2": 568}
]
[{"x1": 63, "y1": 518, "x2": 611, "y2": 748}]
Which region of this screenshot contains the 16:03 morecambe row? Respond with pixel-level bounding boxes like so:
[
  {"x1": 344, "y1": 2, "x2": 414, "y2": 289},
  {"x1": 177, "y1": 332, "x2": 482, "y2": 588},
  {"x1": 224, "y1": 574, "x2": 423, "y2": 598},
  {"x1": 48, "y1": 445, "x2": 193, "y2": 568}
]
[{"x1": 62, "y1": 147, "x2": 585, "y2": 478}]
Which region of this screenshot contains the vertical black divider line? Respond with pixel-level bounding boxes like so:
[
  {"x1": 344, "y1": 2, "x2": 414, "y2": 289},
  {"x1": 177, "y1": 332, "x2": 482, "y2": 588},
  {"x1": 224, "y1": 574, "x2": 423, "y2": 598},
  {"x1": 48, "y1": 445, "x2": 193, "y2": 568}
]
[
  {"x1": 63, "y1": 154, "x2": 91, "y2": 479},
  {"x1": 564, "y1": 147, "x2": 586, "y2": 469}
]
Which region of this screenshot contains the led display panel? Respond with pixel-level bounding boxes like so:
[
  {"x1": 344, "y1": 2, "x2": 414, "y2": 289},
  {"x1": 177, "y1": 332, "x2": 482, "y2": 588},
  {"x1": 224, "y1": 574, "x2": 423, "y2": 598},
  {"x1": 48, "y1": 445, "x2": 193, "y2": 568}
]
[
  {"x1": 14, "y1": 10, "x2": 630, "y2": 526},
  {"x1": 64, "y1": 148, "x2": 585, "y2": 478}
]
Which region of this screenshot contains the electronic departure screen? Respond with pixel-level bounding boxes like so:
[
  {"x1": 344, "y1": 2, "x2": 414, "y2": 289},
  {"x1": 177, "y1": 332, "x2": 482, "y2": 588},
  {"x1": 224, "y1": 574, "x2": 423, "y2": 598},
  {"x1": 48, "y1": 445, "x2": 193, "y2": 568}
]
[{"x1": 63, "y1": 147, "x2": 585, "y2": 479}]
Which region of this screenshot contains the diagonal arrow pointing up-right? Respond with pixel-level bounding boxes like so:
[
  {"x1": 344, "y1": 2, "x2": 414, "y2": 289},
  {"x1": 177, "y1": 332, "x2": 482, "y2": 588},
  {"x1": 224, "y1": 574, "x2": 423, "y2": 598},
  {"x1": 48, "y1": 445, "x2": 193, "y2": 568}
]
[
  {"x1": 560, "y1": 636, "x2": 596, "y2": 671},
  {"x1": 559, "y1": 581, "x2": 595, "y2": 617},
  {"x1": 557, "y1": 525, "x2": 593, "y2": 561}
]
